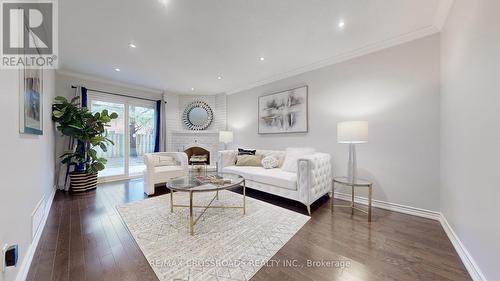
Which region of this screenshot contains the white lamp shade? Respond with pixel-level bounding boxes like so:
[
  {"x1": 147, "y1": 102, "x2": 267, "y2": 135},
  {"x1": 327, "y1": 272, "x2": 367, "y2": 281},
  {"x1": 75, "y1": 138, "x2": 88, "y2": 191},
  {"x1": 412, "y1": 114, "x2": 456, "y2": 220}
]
[
  {"x1": 337, "y1": 121, "x2": 368, "y2": 143},
  {"x1": 219, "y1": 131, "x2": 234, "y2": 144}
]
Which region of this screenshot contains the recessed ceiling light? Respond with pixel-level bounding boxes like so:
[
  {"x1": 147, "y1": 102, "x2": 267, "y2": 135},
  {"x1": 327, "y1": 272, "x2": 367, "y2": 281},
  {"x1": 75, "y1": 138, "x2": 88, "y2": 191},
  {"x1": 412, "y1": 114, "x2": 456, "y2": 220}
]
[
  {"x1": 259, "y1": 57, "x2": 265, "y2": 61},
  {"x1": 217, "y1": 76, "x2": 222, "y2": 80},
  {"x1": 129, "y1": 43, "x2": 136, "y2": 48},
  {"x1": 158, "y1": 0, "x2": 168, "y2": 5},
  {"x1": 191, "y1": 87, "x2": 195, "y2": 91},
  {"x1": 338, "y1": 20, "x2": 345, "y2": 28},
  {"x1": 115, "y1": 68, "x2": 121, "y2": 72}
]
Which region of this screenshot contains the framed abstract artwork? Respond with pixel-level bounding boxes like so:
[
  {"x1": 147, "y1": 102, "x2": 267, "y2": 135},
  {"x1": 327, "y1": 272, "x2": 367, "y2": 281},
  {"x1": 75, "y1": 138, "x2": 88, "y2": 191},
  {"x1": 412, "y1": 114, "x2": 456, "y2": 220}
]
[
  {"x1": 19, "y1": 68, "x2": 43, "y2": 135},
  {"x1": 258, "y1": 85, "x2": 308, "y2": 134}
]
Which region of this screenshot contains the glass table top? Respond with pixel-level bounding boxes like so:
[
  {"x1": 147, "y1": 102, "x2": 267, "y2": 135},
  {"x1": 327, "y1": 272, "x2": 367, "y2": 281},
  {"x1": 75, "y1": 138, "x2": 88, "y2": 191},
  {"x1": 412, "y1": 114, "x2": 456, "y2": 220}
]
[
  {"x1": 166, "y1": 172, "x2": 244, "y2": 192},
  {"x1": 334, "y1": 176, "x2": 372, "y2": 186}
]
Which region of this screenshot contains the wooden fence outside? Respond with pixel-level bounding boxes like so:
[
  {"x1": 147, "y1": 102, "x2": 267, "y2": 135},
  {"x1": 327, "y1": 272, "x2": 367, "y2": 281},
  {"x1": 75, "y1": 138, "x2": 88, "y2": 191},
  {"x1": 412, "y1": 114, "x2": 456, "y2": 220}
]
[{"x1": 102, "y1": 132, "x2": 155, "y2": 157}]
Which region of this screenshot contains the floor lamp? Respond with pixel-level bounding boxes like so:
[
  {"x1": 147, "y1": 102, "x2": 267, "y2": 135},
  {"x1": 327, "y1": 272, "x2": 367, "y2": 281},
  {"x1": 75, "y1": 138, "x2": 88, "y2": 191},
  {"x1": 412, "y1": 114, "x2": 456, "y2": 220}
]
[{"x1": 337, "y1": 121, "x2": 368, "y2": 183}]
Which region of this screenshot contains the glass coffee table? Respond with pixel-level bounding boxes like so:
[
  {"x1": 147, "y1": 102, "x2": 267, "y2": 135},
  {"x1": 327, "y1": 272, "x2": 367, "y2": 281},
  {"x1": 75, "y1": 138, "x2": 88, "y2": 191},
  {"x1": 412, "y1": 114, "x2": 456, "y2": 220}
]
[{"x1": 166, "y1": 172, "x2": 246, "y2": 235}]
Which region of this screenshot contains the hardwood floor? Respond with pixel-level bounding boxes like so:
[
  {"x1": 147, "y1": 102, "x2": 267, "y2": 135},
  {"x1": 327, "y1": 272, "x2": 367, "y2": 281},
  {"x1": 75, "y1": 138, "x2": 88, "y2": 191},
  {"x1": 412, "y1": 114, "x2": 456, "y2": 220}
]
[{"x1": 26, "y1": 179, "x2": 471, "y2": 281}]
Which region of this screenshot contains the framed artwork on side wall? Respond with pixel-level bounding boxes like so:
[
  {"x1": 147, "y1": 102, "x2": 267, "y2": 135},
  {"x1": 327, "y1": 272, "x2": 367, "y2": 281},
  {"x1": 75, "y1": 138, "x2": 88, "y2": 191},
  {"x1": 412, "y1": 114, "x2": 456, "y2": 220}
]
[
  {"x1": 19, "y1": 68, "x2": 43, "y2": 135},
  {"x1": 258, "y1": 85, "x2": 308, "y2": 134}
]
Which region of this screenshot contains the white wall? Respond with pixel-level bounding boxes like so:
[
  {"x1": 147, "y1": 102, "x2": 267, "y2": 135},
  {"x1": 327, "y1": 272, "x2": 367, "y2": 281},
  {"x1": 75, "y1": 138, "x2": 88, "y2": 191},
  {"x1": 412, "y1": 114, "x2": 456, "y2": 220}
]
[
  {"x1": 440, "y1": 0, "x2": 500, "y2": 280},
  {"x1": 0, "y1": 69, "x2": 56, "y2": 281},
  {"x1": 227, "y1": 35, "x2": 441, "y2": 211}
]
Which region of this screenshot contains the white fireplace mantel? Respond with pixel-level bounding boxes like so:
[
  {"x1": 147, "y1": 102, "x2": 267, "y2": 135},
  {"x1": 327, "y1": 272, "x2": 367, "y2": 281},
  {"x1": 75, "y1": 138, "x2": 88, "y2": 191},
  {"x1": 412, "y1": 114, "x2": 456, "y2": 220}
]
[{"x1": 169, "y1": 130, "x2": 222, "y2": 164}]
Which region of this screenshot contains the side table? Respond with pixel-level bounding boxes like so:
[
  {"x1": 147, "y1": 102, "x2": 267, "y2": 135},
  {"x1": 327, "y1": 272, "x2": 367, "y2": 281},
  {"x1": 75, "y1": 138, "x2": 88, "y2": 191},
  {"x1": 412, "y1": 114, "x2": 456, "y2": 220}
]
[{"x1": 332, "y1": 177, "x2": 373, "y2": 222}]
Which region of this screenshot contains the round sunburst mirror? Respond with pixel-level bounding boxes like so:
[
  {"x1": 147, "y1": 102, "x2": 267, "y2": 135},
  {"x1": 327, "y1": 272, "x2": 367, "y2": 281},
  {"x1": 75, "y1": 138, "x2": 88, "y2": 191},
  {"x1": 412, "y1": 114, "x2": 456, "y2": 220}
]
[{"x1": 182, "y1": 101, "x2": 213, "y2": 130}]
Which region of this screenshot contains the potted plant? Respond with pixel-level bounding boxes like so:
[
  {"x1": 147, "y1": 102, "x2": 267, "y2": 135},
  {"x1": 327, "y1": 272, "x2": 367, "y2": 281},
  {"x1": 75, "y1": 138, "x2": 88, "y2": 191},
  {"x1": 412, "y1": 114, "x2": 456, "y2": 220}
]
[{"x1": 52, "y1": 96, "x2": 118, "y2": 193}]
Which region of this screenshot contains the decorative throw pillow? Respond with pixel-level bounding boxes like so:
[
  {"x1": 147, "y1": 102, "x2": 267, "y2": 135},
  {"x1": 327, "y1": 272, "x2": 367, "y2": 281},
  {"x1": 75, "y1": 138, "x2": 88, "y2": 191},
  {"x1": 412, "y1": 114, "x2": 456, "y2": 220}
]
[
  {"x1": 281, "y1": 147, "x2": 316, "y2": 173},
  {"x1": 238, "y1": 148, "x2": 256, "y2": 155},
  {"x1": 261, "y1": 156, "x2": 279, "y2": 169},
  {"x1": 158, "y1": 156, "x2": 176, "y2": 166},
  {"x1": 260, "y1": 151, "x2": 286, "y2": 168},
  {"x1": 236, "y1": 155, "x2": 262, "y2": 166}
]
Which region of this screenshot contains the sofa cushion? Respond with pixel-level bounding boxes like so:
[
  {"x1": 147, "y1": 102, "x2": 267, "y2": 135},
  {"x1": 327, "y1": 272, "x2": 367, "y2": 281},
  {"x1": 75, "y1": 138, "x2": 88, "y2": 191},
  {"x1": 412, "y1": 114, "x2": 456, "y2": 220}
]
[
  {"x1": 261, "y1": 156, "x2": 279, "y2": 169},
  {"x1": 222, "y1": 166, "x2": 297, "y2": 191},
  {"x1": 236, "y1": 155, "x2": 262, "y2": 166},
  {"x1": 257, "y1": 150, "x2": 286, "y2": 168},
  {"x1": 238, "y1": 148, "x2": 256, "y2": 155}
]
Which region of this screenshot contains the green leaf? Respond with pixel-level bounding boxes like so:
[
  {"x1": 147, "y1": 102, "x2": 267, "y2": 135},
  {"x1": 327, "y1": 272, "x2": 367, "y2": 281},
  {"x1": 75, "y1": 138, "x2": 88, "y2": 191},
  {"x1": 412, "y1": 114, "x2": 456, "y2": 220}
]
[
  {"x1": 100, "y1": 116, "x2": 111, "y2": 123},
  {"x1": 99, "y1": 143, "x2": 107, "y2": 152},
  {"x1": 52, "y1": 110, "x2": 64, "y2": 118},
  {"x1": 54, "y1": 96, "x2": 68, "y2": 103},
  {"x1": 109, "y1": 112, "x2": 118, "y2": 119},
  {"x1": 68, "y1": 124, "x2": 83, "y2": 130},
  {"x1": 90, "y1": 136, "x2": 105, "y2": 146},
  {"x1": 88, "y1": 149, "x2": 97, "y2": 159}
]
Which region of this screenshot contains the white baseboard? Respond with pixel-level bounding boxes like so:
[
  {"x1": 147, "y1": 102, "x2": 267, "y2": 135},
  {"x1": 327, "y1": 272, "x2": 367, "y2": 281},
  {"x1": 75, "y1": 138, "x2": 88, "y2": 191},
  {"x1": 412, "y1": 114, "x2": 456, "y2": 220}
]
[
  {"x1": 334, "y1": 192, "x2": 487, "y2": 281},
  {"x1": 333, "y1": 192, "x2": 441, "y2": 220},
  {"x1": 15, "y1": 187, "x2": 57, "y2": 281},
  {"x1": 439, "y1": 215, "x2": 487, "y2": 281}
]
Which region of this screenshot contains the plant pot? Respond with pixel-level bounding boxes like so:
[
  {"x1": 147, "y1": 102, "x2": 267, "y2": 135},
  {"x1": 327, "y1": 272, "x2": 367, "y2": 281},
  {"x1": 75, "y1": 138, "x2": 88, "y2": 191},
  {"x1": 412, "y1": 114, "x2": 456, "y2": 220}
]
[{"x1": 69, "y1": 172, "x2": 98, "y2": 193}]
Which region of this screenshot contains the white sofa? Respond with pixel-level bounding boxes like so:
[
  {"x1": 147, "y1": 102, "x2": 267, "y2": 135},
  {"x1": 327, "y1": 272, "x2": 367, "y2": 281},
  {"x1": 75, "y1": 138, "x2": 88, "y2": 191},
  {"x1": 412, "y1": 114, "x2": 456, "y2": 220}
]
[
  {"x1": 143, "y1": 152, "x2": 189, "y2": 196},
  {"x1": 218, "y1": 150, "x2": 332, "y2": 215}
]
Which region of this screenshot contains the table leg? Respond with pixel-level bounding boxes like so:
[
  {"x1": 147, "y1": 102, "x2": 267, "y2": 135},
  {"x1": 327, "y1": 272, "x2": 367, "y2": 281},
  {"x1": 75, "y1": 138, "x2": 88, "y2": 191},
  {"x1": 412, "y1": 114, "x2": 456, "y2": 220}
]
[
  {"x1": 331, "y1": 181, "x2": 335, "y2": 212},
  {"x1": 243, "y1": 180, "x2": 246, "y2": 215},
  {"x1": 216, "y1": 190, "x2": 219, "y2": 200},
  {"x1": 351, "y1": 185, "x2": 355, "y2": 215},
  {"x1": 189, "y1": 191, "x2": 194, "y2": 235},
  {"x1": 170, "y1": 189, "x2": 173, "y2": 213},
  {"x1": 368, "y1": 184, "x2": 373, "y2": 222}
]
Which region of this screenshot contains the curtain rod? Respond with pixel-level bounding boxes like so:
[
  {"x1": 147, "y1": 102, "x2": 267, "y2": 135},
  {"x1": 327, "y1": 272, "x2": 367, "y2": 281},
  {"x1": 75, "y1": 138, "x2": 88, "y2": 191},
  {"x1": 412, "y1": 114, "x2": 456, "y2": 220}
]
[{"x1": 71, "y1": 85, "x2": 162, "y2": 102}]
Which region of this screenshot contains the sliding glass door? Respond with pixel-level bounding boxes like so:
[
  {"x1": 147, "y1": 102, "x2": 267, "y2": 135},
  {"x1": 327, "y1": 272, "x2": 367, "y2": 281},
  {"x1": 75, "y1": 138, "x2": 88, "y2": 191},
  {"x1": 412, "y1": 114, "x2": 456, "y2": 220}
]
[
  {"x1": 88, "y1": 92, "x2": 156, "y2": 181},
  {"x1": 128, "y1": 105, "x2": 156, "y2": 175},
  {"x1": 90, "y1": 100, "x2": 126, "y2": 177}
]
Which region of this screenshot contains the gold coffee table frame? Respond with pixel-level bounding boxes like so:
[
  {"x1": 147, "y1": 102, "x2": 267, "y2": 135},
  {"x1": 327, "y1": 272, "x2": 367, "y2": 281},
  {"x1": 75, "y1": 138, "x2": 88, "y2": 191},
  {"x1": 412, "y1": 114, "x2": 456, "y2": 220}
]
[
  {"x1": 167, "y1": 173, "x2": 246, "y2": 235},
  {"x1": 332, "y1": 177, "x2": 373, "y2": 222}
]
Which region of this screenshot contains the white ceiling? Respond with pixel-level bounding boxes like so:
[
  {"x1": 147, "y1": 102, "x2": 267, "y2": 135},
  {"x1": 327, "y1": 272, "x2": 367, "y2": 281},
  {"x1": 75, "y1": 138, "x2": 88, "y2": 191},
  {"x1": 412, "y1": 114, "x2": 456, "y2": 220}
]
[{"x1": 59, "y1": 0, "x2": 451, "y2": 95}]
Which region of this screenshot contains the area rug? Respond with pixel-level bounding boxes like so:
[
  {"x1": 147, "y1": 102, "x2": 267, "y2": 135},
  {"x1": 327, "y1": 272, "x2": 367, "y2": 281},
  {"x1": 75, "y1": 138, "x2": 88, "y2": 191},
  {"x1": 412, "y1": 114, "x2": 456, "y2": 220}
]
[{"x1": 117, "y1": 190, "x2": 310, "y2": 281}]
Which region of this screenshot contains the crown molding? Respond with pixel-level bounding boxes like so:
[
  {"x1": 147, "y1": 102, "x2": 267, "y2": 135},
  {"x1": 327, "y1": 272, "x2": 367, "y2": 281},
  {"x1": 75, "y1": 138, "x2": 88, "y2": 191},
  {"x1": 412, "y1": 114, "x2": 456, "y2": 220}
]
[
  {"x1": 226, "y1": 25, "x2": 439, "y2": 95},
  {"x1": 434, "y1": 0, "x2": 454, "y2": 30},
  {"x1": 56, "y1": 68, "x2": 163, "y2": 95}
]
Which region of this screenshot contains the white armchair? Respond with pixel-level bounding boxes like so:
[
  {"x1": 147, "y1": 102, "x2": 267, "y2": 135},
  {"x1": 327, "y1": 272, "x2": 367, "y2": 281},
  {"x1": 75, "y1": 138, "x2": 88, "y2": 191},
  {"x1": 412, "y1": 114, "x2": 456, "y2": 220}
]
[{"x1": 143, "y1": 152, "x2": 189, "y2": 196}]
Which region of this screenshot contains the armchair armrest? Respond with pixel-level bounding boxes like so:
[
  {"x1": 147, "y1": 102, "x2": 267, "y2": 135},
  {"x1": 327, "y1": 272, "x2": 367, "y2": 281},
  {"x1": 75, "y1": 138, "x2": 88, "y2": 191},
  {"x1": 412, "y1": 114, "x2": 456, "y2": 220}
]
[
  {"x1": 297, "y1": 153, "x2": 332, "y2": 205},
  {"x1": 218, "y1": 150, "x2": 237, "y2": 172}
]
